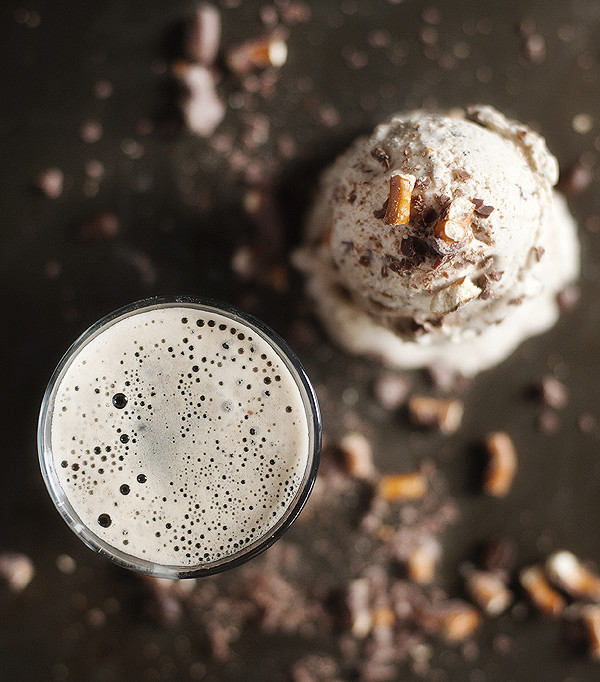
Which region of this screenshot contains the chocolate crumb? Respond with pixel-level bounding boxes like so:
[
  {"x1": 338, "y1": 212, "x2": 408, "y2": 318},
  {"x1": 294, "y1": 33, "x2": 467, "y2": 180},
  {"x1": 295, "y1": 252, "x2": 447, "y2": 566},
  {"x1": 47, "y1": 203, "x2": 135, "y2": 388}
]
[{"x1": 370, "y1": 146, "x2": 390, "y2": 170}]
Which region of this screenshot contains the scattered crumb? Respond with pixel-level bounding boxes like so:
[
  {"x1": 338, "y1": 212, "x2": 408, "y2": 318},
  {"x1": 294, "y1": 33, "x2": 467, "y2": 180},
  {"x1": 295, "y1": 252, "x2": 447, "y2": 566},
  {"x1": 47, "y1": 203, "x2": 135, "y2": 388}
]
[
  {"x1": 185, "y1": 4, "x2": 221, "y2": 66},
  {"x1": 56, "y1": 554, "x2": 77, "y2": 575},
  {"x1": 483, "y1": 432, "x2": 517, "y2": 497},
  {"x1": 338, "y1": 432, "x2": 376, "y2": 480},
  {"x1": 80, "y1": 211, "x2": 120, "y2": 241},
  {"x1": 572, "y1": 113, "x2": 594, "y2": 135},
  {"x1": 93, "y1": 79, "x2": 114, "y2": 100},
  {"x1": 79, "y1": 119, "x2": 103, "y2": 143},
  {"x1": 557, "y1": 283, "x2": 581, "y2": 312},
  {"x1": 372, "y1": 372, "x2": 410, "y2": 410},
  {"x1": 557, "y1": 161, "x2": 593, "y2": 196},
  {"x1": 538, "y1": 409, "x2": 560, "y2": 434},
  {"x1": 176, "y1": 63, "x2": 226, "y2": 137},
  {"x1": 226, "y1": 32, "x2": 288, "y2": 75},
  {"x1": 519, "y1": 565, "x2": 565, "y2": 617},
  {"x1": 408, "y1": 396, "x2": 464, "y2": 434},
  {"x1": 461, "y1": 564, "x2": 512, "y2": 616},
  {"x1": 34, "y1": 168, "x2": 64, "y2": 199},
  {"x1": 0, "y1": 552, "x2": 35, "y2": 593}
]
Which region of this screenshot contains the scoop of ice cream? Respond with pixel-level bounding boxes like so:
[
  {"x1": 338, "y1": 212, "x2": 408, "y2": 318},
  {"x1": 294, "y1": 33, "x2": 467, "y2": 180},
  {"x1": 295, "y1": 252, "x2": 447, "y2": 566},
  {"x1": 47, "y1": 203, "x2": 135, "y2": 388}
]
[{"x1": 295, "y1": 106, "x2": 579, "y2": 376}]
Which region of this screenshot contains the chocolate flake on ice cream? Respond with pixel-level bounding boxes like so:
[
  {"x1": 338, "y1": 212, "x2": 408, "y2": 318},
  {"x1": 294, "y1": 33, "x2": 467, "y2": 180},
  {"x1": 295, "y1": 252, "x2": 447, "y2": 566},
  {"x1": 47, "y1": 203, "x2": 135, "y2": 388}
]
[{"x1": 294, "y1": 105, "x2": 580, "y2": 376}]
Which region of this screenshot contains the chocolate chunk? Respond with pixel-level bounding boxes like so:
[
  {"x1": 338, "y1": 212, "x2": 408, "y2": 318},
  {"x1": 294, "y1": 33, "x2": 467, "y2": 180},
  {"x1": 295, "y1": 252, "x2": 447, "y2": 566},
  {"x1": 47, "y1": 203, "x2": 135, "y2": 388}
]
[
  {"x1": 455, "y1": 168, "x2": 471, "y2": 180},
  {"x1": 400, "y1": 235, "x2": 435, "y2": 265},
  {"x1": 370, "y1": 146, "x2": 390, "y2": 169},
  {"x1": 373, "y1": 199, "x2": 388, "y2": 220},
  {"x1": 348, "y1": 192, "x2": 357, "y2": 204},
  {"x1": 358, "y1": 253, "x2": 372, "y2": 266},
  {"x1": 474, "y1": 204, "x2": 495, "y2": 218}
]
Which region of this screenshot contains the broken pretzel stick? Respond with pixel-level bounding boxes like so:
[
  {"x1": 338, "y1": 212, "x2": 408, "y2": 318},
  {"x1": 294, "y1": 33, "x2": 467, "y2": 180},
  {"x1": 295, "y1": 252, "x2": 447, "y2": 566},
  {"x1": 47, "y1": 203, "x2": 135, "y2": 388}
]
[{"x1": 383, "y1": 172, "x2": 416, "y2": 226}]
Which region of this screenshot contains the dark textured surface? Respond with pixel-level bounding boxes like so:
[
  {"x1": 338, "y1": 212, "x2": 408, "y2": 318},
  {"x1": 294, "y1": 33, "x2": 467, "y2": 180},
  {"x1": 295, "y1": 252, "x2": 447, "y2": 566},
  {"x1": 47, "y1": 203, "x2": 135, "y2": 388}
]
[{"x1": 1, "y1": 0, "x2": 600, "y2": 680}]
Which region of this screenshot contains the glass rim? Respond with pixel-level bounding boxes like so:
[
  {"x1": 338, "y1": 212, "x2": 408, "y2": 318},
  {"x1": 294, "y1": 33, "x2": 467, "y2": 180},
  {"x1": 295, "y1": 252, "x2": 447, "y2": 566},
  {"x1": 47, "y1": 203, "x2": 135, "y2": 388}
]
[{"x1": 38, "y1": 296, "x2": 321, "y2": 579}]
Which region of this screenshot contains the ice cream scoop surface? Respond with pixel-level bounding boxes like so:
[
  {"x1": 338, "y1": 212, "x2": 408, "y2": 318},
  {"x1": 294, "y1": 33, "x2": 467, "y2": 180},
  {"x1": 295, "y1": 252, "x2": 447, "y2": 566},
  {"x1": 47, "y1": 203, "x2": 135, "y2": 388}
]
[{"x1": 295, "y1": 106, "x2": 579, "y2": 376}]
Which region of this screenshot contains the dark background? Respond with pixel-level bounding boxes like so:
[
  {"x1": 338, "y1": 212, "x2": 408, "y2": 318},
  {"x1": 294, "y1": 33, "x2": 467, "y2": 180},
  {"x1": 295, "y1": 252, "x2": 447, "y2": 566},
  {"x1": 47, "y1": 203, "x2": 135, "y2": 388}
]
[{"x1": 1, "y1": 0, "x2": 600, "y2": 680}]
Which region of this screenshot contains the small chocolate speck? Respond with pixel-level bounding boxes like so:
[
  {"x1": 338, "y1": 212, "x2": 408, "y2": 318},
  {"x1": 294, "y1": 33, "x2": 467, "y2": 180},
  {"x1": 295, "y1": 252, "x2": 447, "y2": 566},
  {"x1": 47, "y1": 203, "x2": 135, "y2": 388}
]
[{"x1": 531, "y1": 246, "x2": 545, "y2": 261}]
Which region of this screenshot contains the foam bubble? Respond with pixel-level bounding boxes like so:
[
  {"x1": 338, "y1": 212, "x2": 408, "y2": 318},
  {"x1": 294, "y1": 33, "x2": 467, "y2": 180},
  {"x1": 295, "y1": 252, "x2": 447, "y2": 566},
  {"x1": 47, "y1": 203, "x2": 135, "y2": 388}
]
[{"x1": 40, "y1": 300, "x2": 318, "y2": 573}]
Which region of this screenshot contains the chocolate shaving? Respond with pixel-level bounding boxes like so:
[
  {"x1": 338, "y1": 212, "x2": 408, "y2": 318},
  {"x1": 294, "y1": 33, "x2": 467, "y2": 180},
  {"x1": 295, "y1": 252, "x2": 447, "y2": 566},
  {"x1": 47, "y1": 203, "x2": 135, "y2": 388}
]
[
  {"x1": 358, "y1": 253, "x2": 372, "y2": 267},
  {"x1": 370, "y1": 146, "x2": 390, "y2": 170},
  {"x1": 455, "y1": 168, "x2": 471, "y2": 180},
  {"x1": 415, "y1": 177, "x2": 431, "y2": 190}
]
